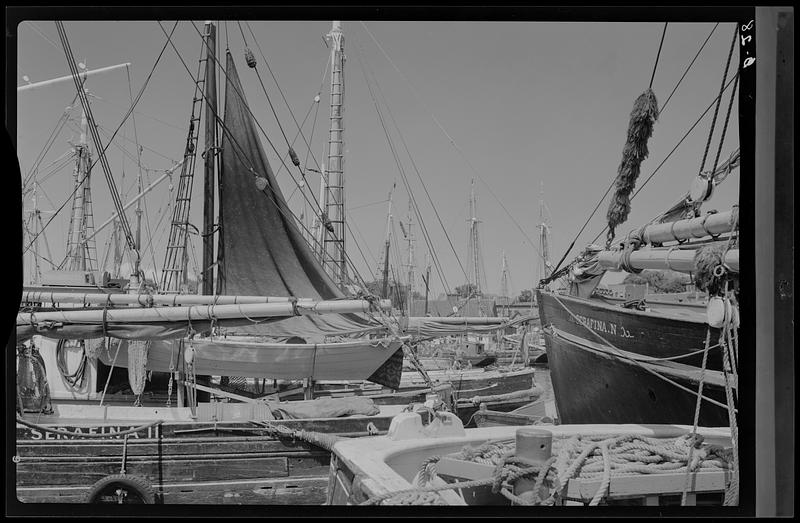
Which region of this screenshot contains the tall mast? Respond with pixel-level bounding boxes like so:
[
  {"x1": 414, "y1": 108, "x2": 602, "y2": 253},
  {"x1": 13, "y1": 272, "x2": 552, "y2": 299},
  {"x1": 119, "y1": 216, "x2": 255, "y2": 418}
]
[
  {"x1": 64, "y1": 94, "x2": 97, "y2": 273},
  {"x1": 323, "y1": 21, "x2": 347, "y2": 287},
  {"x1": 467, "y1": 179, "x2": 484, "y2": 296},
  {"x1": 404, "y1": 200, "x2": 415, "y2": 315},
  {"x1": 500, "y1": 250, "x2": 510, "y2": 299},
  {"x1": 538, "y1": 181, "x2": 551, "y2": 285},
  {"x1": 380, "y1": 183, "x2": 395, "y2": 298},
  {"x1": 202, "y1": 21, "x2": 218, "y2": 296}
]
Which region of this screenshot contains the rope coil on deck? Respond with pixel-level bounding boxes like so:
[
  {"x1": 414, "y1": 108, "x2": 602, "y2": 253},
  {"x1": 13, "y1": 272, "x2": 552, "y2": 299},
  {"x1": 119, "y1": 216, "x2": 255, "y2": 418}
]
[{"x1": 362, "y1": 432, "x2": 733, "y2": 506}]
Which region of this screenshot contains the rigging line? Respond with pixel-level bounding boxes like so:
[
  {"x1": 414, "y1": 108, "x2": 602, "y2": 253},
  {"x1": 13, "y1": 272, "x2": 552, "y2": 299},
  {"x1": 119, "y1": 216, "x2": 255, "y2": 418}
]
[
  {"x1": 245, "y1": 21, "x2": 326, "y2": 175},
  {"x1": 354, "y1": 35, "x2": 462, "y2": 289},
  {"x1": 476, "y1": 177, "x2": 545, "y2": 262},
  {"x1": 237, "y1": 22, "x2": 291, "y2": 149},
  {"x1": 96, "y1": 124, "x2": 176, "y2": 162},
  {"x1": 346, "y1": 212, "x2": 380, "y2": 275},
  {"x1": 127, "y1": 62, "x2": 148, "y2": 254},
  {"x1": 711, "y1": 63, "x2": 739, "y2": 176},
  {"x1": 549, "y1": 70, "x2": 741, "y2": 277},
  {"x1": 350, "y1": 199, "x2": 390, "y2": 211},
  {"x1": 184, "y1": 22, "x2": 330, "y2": 226},
  {"x1": 588, "y1": 71, "x2": 741, "y2": 247},
  {"x1": 359, "y1": 24, "x2": 547, "y2": 269},
  {"x1": 90, "y1": 95, "x2": 187, "y2": 132},
  {"x1": 649, "y1": 22, "x2": 668, "y2": 90},
  {"x1": 140, "y1": 190, "x2": 160, "y2": 276},
  {"x1": 92, "y1": 125, "x2": 159, "y2": 174},
  {"x1": 365, "y1": 82, "x2": 449, "y2": 295},
  {"x1": 661, "y1": 23, "x2": 719, "y2": 113},
  {"x1": 169, "y1": 24, "x2": 376, "y2": 291},
  {"x1": 26, "y1": 21, "x2": 61, "y2": 51},
  {"x1": 56, "y1": 23, "x2": 136, "y2": 251},
  {"x1": 699, "y1": 27, "x2": 738, "y2": 176},
  {"x1": 353, "y1": 36, "x2": 452, "y2": 295},
  {"x1": 24, "y1": 153, "x2": 76, "y2": 191},
  {"x1": 273, "y1": 53, "x2": 330, "y2": 181},
  {"x1": 22, "y1": 95, "x2": 79, "y2": 187},
  {"x1": 24, "y1": 20, "x2": 180, "y2": 256}
]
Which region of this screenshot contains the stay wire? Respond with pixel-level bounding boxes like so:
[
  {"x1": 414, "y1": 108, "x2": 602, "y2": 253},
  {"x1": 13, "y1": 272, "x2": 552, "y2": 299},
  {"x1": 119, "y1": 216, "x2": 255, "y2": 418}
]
[
  {"x1": 353, "y1": 33, "x2": 464, "y2": 294},
  {"x1": 649, "y1": 23, "x2": 668, "y2": 90},
  {"x1": 165, "y1": 23, "x2": 377, "y2": 293},
  {"x1": 352, "y1": 37, "x2": 452, "y2": 295},
  {"x1": 26, "y1": 21, "x2": 178, "y2": 256}
]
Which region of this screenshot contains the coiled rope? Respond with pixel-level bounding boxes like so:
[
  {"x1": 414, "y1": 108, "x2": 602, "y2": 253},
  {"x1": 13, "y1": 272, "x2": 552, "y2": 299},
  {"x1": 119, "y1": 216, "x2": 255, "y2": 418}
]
[{"x1": 362, "y1": 432, "x2": 732, "y2": 506}]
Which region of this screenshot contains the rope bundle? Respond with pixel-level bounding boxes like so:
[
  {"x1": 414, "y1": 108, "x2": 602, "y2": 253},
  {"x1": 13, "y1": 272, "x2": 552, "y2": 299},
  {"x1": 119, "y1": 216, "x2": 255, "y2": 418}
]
[{"x1": 366, "y1": 432, "x2": 733, "y2": 506}]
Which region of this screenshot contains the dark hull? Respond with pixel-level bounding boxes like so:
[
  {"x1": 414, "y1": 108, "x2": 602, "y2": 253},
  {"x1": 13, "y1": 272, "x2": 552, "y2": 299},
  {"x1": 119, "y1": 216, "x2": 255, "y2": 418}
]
[
  {"x1": 537, "y1": 290, "x2": 733, "y2": 426},
  {"x1": 15, "y1": 416, "x2": 394, "y2": 505},
  {"x1": 538, "y1": 291, "x2": 723, "y2": 371}
]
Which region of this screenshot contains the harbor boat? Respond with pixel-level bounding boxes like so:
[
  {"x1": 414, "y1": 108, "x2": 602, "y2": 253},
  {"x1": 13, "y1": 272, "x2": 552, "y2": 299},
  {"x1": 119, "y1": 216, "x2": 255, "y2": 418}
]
[
  {"x1": 14, "y1": 19, "x2": 529, "y2": 504},
  {"x1": 536, "y1": 23, "x2": 743, "y2": 427},
  {"x1": 326, "y1": 410, "x2": 734, "y2": 506}
]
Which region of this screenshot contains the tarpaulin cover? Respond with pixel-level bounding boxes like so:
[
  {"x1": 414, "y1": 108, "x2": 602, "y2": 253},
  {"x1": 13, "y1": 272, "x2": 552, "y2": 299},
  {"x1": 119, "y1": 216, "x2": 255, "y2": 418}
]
[
  {"x1": 402, "y1": 316, "x2": 532, "y2": 337},
  {"x1": 215, "y1": 51, "x2": 381, "y2": 342},
  {"x1": 272, "y1": 396, "x2": 380, "y2": 419}
]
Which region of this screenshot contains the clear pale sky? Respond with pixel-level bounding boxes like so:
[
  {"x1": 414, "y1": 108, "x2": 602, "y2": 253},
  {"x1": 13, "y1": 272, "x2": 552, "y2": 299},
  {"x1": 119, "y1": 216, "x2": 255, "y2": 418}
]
[{"x1": 15, "y1": 19, "x2": 740, "y2": 298}]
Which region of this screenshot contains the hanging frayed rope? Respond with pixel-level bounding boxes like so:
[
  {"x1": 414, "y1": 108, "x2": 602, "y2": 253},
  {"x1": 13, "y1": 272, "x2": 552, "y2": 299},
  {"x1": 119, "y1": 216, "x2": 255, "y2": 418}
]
[{"x1": 606, "y1": 89, "x2": 660, "y2": 246}]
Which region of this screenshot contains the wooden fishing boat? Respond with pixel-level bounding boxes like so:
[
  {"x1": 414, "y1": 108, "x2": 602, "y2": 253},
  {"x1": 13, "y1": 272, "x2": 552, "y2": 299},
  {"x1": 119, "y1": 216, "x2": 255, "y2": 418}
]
[
  {"x1": 535, "y1": 21, "x2": 743, "y2": 428},
  {"x1": 326, "y1": 411, "x2": 734, "y2": 506},
  {"x1": 16, "y1": 402, "x2": 406, "y2": 504}
]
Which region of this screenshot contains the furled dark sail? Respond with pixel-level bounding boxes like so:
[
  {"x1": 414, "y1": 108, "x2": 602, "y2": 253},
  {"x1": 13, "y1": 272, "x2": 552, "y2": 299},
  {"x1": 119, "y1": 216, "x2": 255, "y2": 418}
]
[{"x1": 215, "y1": 51, "x2": 399, "y2": 387}]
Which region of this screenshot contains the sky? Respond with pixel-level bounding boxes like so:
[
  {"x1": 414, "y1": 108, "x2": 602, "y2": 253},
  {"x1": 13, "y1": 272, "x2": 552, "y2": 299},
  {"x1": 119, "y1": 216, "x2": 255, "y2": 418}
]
[{"x1": 14, "y1": 18, "x2": 741, "y2": 299}]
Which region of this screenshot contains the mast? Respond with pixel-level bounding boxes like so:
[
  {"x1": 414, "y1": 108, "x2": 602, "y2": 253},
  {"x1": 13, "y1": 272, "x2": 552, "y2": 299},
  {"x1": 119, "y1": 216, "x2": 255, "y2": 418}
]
[
  {"x1": 500, "y1": 250, "x2": 510, "y2": 300},
  {"x1": 63, "y1": 90, "x2": 97, "y2": 273},
  {"x1": 538, "y1": 181, "x2": 551, "y2": 285},
  {"x1": 202, "y1": 21, "x2": 218, "y2": 296},
  {"x1": 323, "y1": 21, "x2": 347, "y2": 287},
  {"x1": 467, "y1": 179, "x2": 485, "y2": 296},
  {"x1": 380, "y1": 183, "x2": 395, "y2": 298},
  {"x1": 404, "y1": 200, "x2": 415, "y2": 315}
]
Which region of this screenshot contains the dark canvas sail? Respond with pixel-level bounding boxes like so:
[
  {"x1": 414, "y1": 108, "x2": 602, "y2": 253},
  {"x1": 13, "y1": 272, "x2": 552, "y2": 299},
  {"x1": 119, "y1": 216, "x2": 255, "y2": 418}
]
[{"x1": 215, "y1": 51, "x2": 399, "y2": 387}]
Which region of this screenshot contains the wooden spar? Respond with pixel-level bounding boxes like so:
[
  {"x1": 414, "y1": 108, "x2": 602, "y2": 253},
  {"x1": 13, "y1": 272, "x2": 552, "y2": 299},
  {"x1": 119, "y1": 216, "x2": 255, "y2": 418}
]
[
  {"x1": 202, "y1": 21, "x2": 217, "y2": 296},
  {"x1": 632, "y1": 209, "x2": 738, "y2": 245},
  {"x1": 17, "y1": 63, "x2": 131, "y2": 92},
  {"x1": 407, "y1": 317, "x2": 509, "y2": 324},
  {"x1": 17, "y1": 298, "x2": 392, "y2": 325},
  {"x1": 21, "y1": 290, "x2": 317, "y2": 306},
  {"x1": 596, "y1": 247, "x2": 739, "y2": 273}
]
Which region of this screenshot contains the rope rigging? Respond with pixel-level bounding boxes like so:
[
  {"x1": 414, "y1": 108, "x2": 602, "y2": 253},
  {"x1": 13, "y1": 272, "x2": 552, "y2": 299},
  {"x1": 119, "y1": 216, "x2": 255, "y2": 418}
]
[
  {"x1": 24, "y1": 21, "x2": 179, "y2": 259},
  {"x1": 546, "y1": 25, "x2": 734, "y2": 281},
  {"x1": 161, "y1": 22, "x2": 381, "y2": 296},
  {"x1": 352, "y1": 33, "x2": 457, "y2": 298},
  {"x1": 358, "y1": 23, "x2": 548, "y2": 275}
]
